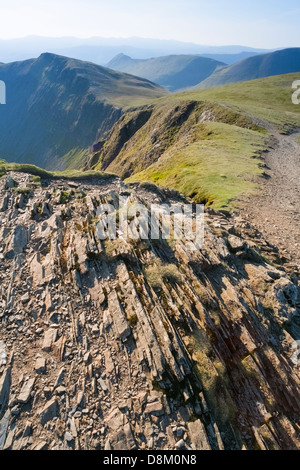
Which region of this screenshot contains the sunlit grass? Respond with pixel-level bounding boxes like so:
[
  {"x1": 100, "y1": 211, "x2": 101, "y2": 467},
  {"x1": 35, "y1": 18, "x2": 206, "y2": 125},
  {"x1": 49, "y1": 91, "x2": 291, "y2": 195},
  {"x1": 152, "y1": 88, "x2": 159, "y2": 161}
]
[
  {"x1": 0, "y1": 161, "x2": 116, "y2": 181},
  {"x1": 127, "y1": 121, "x2": 267, "y2": 209}
]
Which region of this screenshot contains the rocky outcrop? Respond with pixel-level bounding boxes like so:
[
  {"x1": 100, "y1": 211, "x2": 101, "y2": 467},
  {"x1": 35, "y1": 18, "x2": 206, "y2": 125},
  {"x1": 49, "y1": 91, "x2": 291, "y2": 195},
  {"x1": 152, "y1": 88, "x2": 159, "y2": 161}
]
[{"x1": 0, "y1": 171, "x2": 299, "y2": 450}]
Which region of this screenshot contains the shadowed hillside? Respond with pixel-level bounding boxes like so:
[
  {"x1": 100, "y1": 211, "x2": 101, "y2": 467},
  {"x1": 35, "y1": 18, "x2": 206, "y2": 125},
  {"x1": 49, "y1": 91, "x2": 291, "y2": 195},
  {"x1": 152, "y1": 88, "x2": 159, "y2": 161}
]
[{"x1": 107, "y1": 54, "x2": 225, "y2": 91}]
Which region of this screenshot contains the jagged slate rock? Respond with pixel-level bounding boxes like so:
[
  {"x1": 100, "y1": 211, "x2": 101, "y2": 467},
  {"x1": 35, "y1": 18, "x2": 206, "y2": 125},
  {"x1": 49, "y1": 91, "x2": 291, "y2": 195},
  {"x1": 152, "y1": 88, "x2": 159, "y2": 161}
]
[
  {"x1": 18, "y1": 378, "x2": 35, "y2": 404},
  {"x1": 11, "y1": 406, "x2": 20, "y2": 417},
  {"x1": 1, "y1": 171, "x2": 300, "y2": 450},
  {"x1": 83, "y1": 351, "x2": 91, "y2": 364},
  {"x1": 123, "y1": 423, "x2": 137, "y2": 450},
  {"x1": 30, "y1": 441, "x2": 48, "y2": 450},
  {"x1": 108, "y1": 290, "x2": 130, "y2": 341},
  {"x1": 104, "y1": 350, "x2": 114, "y2": 374},
  {"x1": 107, "y1": 408, "x2": 125, "y2": 431},
  {"x1": 150, "y1": 306, "x2": 188, "y2": 381},
  {"x1": 30, "y1": 254, "x2": 45, "y2": 286},
  {"x1": 21, "y1": 292, "x2": 30, "y2": 304},
  {"x1": 0, "y1": 341, "x2": 7, "y2": 366},
  {"x1": 53, "y1": 367, "x2": 65, "y2": 389},
  {"x1": 52, "y1": 336, "x2": 66, "y2": 362},
  {"x1": 175, "y1": 439, "x2": 186, "y2": 449},
  {"x1": 4, "y1": 176, "x2": 17, "y2": 190},
  {"x1": 76, "y1": 391, "x2": 85, "y2": 408},
  {"x1": 5, "y1": 225, "x2": 28, "y2": 259},
  {"x1": 42, "y1": 203, "x2": 52, "y2": 217},
  {"x1": 98, "y1": 378, "x2": 108, "y2": 392},
  {"x1": 70, "y1": 390, "x2": 85, "y2": 415},
  {"x1": 144, "y1": 400, "x2": 165, "y2": 417},
  {"x1": 272, "y1": 278, "x2": 299, "y2": 316},
  {"x1": 39, "y1": 398, "x2": 59, "y2": 426},
  {"x1": 104, "y1": 439, "x2": 112, "y2": 450},
  {"x1": 0, "y1": 410, "x2": 11, "y2": 450},
  {"x1": 103, "y1": 310, "x2": 113, "y2": 330},
  {"x1": 125, "y1": 281, "x2": 165, "y2": 378},
  {"x1": 214, "y1": 423, "x2": 225, "y2": 450},
  {"x1": 23, "y1": 421, "x2": 32, "y2": 438},
  {"x1": 227, "y1": 234, "x2": 248, "y2": 252},
  {"x1": 65, "y1": 431, "x2": 73, "y2": 442},
  {"x1": 0, "y1": 367, "x2": 11, "y2": 413},
  {"x1": 42, "y1": 328, "x2": 58, "y2": 352},
  {"x1": 110, "y1": 428, "x2": 130, "y2": 451},
  {"x1": 0, "y1": 194, "x2": 9, "y2": 212},
  {"x1": 3, "y1": 423, "x2": 16, "y2": 450},
  {"x1": 34, "y1": 357, "x2": 46, "y2": 374},
  {"x1": 188, "y1": 419, "x2": 211, "y2": 450},
  {"x1": 70, "y1": 417, "x2": 78, "y2": 438}
]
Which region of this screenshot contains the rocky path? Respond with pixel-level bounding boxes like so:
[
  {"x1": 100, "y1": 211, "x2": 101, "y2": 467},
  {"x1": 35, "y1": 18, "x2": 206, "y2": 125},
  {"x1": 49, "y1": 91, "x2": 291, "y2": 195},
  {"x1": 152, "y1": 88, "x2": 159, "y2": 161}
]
[{"x1": 243, "y1": 129, "x2": 300, "y2": 269}]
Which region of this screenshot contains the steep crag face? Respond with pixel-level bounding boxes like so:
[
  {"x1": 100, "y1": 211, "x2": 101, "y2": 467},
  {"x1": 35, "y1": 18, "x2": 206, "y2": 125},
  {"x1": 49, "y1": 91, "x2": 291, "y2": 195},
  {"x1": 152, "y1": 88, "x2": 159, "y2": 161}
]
[{"x1": 0, "y1": 171, "x2": 299, "y2": 450}]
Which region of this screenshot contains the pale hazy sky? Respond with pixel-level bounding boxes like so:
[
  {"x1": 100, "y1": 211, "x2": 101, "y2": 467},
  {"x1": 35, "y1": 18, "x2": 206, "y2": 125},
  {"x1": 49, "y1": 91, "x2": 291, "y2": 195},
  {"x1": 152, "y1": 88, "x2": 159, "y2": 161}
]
[{"x1": 0, "y1": 0, "x2": 299, "y2": 48}]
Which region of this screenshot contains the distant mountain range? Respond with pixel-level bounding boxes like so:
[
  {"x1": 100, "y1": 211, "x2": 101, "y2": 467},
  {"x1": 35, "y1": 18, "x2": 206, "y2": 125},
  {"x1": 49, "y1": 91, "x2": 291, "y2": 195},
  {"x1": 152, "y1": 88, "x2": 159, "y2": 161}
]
[
  {"x1": 107, "y1": 48, "x2": 300, "y2": 92},
  {"x1": 107, "y1": 54, "x2": 225, "y2": 91},
  {"x1": 201, "y1": 51, "x2": 261, "y2": 65},
  {"x1": 195, "y1": 48, "x2": 300, "y2": 89},
  {"x1": 0, "y1": 53, "x2": 167, "y2": 169},
  {"x1": 0, "y1": 36, "x2": 272, "y2": 65}
]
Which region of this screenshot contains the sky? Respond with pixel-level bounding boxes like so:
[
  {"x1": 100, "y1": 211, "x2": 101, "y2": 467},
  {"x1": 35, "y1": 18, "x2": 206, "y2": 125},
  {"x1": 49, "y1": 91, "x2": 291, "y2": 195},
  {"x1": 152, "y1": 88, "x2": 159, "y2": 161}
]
[{"x1": 0, "y1": 0, "x2": 299, "y2": 48}]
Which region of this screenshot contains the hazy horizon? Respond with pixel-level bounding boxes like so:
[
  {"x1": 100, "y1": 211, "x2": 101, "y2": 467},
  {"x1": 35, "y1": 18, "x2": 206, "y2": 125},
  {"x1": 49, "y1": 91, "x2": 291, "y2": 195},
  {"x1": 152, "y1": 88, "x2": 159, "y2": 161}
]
[
  {"x1": 0, "y1": 35, "x2": 279, "y2": 52},
  {"x1": 1, "y1": 0, "x2": 299, "y2": 49}
]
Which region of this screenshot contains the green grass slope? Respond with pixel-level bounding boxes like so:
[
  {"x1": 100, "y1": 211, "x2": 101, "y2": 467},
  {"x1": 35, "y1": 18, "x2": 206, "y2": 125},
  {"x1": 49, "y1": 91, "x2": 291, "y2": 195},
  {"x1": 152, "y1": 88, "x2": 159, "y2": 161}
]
[
  {"x1": 107, "y1": 54, "x2": 225, "y2": 91},
  {"x1": 182, "y1": 73, "x2": 300, "y2": 132},
  {"x1": 0, "y1": 53, "x2": 167, "y2": 170},
  {"x1": 92, "y1": 73, "x2": 300, "y2": 209},
  {"x1": 0, "y1": 160, "x2": 116, "y2": 181},
  {"x1": 195, "y1": 48, "x2": 300, "y2": 89}
]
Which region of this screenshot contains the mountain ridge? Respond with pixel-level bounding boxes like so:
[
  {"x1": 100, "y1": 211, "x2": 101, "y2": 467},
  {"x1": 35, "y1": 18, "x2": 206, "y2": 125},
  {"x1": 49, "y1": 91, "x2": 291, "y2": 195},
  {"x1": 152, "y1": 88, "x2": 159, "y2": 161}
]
[
  {"x1": 0, "y1": 53, "x2": 167, "y2": 170},
  {"x1": 107, "y1": 53, "x2": 226, "y2": 91},
  {"x1": 195, "y1": 47, "x2": 300, "y2": 89}
]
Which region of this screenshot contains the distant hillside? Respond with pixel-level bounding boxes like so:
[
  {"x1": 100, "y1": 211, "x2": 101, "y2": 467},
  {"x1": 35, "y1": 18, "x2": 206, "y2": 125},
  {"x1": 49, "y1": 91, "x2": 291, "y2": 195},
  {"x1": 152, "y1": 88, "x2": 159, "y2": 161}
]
[
  {"x1": 0, "y1": 53, "x2": 167, "y2": 169},
  {"x1": 195, "y1": 48, "x2": 300, "y2": 89},
  {"x1": 201, "y1": 51, "x2": 261, "y2": 65},
  {"x1": 107, "y1": 54, "x2": 225, "y2": 91}
]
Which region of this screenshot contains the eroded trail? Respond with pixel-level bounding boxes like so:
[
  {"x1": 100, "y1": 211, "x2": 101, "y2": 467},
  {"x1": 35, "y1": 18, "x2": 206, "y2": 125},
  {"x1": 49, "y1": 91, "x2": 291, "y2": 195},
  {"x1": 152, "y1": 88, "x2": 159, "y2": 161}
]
[{"x1": 244, "y1": 130, "x2": 300, "y2": 268}]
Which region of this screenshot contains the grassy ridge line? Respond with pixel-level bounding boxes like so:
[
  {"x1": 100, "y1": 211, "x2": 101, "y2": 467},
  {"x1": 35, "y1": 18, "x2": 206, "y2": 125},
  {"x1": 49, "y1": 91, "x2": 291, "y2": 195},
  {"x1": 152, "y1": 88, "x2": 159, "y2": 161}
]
[
  {"x1": 0, "y1": 161, "x2": 117, "y2": 181},
  {"x1": 94, "y1": 97, "x2": 270, "y2": 209},
  {"x1": 166, "y1": 73, "x2": 300, "y2": 133},
  {"x1": 114, "y1": 74, "x2": 300, "y2": 209}
]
